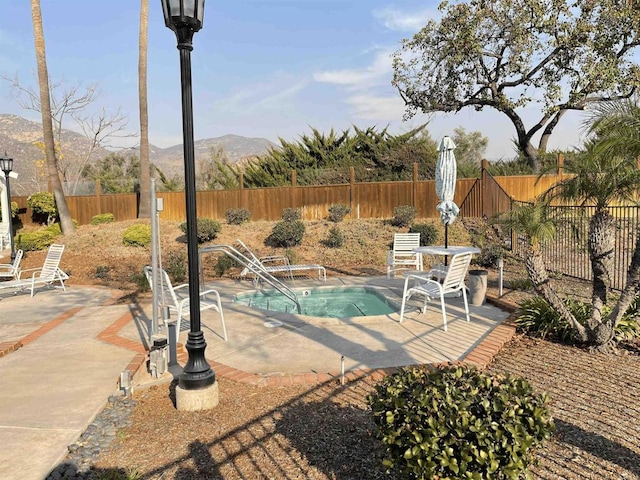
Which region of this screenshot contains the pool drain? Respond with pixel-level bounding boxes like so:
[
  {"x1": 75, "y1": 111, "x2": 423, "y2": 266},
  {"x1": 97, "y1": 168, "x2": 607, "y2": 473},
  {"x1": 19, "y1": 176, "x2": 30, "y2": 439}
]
[{"x1": 263, "y1": 320, "x2": 284, "y2": 328}]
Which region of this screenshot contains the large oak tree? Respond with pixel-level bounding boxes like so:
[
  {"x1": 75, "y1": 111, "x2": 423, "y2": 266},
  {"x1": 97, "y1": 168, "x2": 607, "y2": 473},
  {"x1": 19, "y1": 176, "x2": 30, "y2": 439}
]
[{"x1": 392, "y1": 0, "x2": 640, "y2": 171}]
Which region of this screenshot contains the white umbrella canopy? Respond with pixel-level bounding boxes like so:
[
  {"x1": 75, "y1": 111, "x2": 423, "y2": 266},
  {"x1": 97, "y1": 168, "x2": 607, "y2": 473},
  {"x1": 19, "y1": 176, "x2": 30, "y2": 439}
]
[{"x1": 435, "y1": 136, "x2": 459, "y2": 226}]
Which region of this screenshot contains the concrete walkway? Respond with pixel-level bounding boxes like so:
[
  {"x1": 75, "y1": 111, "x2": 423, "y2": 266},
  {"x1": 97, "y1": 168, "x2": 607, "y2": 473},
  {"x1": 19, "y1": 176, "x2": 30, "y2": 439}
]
[{"x1": 0, "y1": 277, "x2": 515, "y2": 480}]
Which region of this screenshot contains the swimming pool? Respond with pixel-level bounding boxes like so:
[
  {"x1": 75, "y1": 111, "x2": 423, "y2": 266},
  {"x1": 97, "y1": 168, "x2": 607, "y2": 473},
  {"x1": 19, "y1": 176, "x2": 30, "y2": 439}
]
[{"x1": 233, "y1": 286, "x2": 399, "y2": 318}]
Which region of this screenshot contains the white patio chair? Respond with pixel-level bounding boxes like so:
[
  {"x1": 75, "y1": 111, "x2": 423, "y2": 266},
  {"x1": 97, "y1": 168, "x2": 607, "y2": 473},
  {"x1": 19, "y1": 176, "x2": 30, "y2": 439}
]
[
  {"x1": 0, "y1": 244, "x2": 68, "y2": 297},
  {"x1": 386, "y1": 233, "x2": 423, "y2": 278},
  {"x1": 0, "y1": 249, "x2": 23, "y2": 279},
  {"x1": 399, "y1": 251, "x2": 473, "y2": 331},
  {"x1": 234, "y1": 239, "x2": 326, "y2": 282},
  {"x1": 143, "y1": 266, "x2": 227, "y2": 343}
]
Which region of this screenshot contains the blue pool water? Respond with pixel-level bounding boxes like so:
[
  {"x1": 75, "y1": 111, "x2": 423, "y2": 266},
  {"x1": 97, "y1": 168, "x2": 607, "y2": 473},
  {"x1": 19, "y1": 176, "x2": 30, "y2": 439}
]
[{"x1": 234, "y1": 286, "x2": 398, "y2": 318}]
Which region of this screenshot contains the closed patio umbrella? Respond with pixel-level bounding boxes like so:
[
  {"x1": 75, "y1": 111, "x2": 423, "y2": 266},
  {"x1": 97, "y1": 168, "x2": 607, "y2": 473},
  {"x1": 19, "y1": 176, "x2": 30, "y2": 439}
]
[{"x1": 435, "y1": 136, "x2": 459, "y2": 249}]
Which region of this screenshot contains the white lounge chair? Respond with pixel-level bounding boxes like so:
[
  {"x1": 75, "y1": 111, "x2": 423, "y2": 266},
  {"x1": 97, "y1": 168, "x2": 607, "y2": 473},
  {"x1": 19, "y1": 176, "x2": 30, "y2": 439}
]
[
  {"x1": 399, "y1": 251, "x2": 473, "y2": 331},
  {"x1": 0, "y1": 244, "x2": 68, "y2": 297},
  {"x1": 0, "y1": 249, "x2": 23, "y2": 279},
  {"x1": 386, "y1": 233, "x2": 423, "y2": 278},
  {"x1": 143, "y1": 266, "x2": 227, "y2": 343},
  {"x1": 234, "y1": 239, "x2": 326, "y2": 282}
]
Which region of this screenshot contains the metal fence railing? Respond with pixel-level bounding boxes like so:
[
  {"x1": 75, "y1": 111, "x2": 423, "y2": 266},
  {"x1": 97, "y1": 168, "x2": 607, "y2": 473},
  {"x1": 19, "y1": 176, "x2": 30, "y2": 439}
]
[{"x1": 511, "y1": 202, "x2": 640, "y2": 291}]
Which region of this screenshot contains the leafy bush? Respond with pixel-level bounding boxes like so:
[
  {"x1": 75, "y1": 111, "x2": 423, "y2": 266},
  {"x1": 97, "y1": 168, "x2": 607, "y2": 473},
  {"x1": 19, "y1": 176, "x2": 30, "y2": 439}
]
[
  {"x1": 215, "y1": 254, "x2": 241, "y2": 277},
  {"x1": 225, "y1": 208, "x2": 251, "y2": 225},
  {"x1": 91, "y1": 213, "x2": 116, "y2": 225},
  {"x1": 368, "y1": 365, "x2": 554, "y2": 480},
  {"x1": 265, "y1": 220, "x2": 305, "y2": 247},
  {"x1": 179, "y1": 218, "x2": 221, "y2": 243},
  {"x1": 391, "y1": 205, "x2": 417, "y2": 227},
  {"x1": 45, "y1": 220, "x2": 78, "y2": 235},
  {"x1": 122, "y1": 224, "x2": 152, "y2": 247},
  {"x1": 282, "y1": 208, "x2": 302, "y2": 222},
  {"x1": 27, "y1": 191, "x2": 58, "y2": 225},
  {"x1": 517, "y1": 295, "x2": 640, "y2": 343},
  {"x1": 409, "y1": 223, "x2": 438, "y2": 246},
  {"x1": 16, "y1": 230, "x2": 57, "y2": 251},
  {"x1": 0, "y1": 201, "x2": 19, "y2": 223},
  {"x1": 476, "y1": 244, "x2": 504, "y2": 267},
  {"x1": 321, "y1": 227, "x2": 344, "y2": 248},
  {"x1": 327, "y1": 204, "x2": 351, "y2": 223},
  {"x1": 164, "y1": 250, "x2": 187, "y2": 283}
]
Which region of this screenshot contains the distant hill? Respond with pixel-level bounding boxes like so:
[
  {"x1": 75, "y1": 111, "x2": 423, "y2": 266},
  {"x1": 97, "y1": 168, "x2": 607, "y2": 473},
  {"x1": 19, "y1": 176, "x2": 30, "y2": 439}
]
[{"x1": 0, "y1": 114, "x2": 277, "y2": 194}]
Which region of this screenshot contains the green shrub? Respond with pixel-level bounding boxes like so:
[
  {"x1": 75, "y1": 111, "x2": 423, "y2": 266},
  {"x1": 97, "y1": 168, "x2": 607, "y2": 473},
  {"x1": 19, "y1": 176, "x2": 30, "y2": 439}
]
[
  {"x1": 45, "y1": 220, "x2": 78, "y2": 235},
  {"x1": 517, "y1": 295, "x2": 640, "y2": 343},
  {"x1": 321, "y1": 227, "x2": 344, "y2": 248},
  {"x1": 476, "y1": 244, "x2": 504, "y2": 267},
  {"x1": 409, "y1": 223, "x2": 438, "y2": 246},
  {"x1": 94, "y1": 265, "x2": 111, "y2": 280},
  {"x1": 368, "y1": 365, "x2": 554, "y2": 480},
  {"x1": 215, "y1": 254, "x2": 241, "y2": 277},
  {"x1": 391, "y1": 205, "x2": 416, "y2": 227},
  {"x1": 122, "y1": 224, "x2": 152, "y2": 247},
  {"x1": 225, "y1": 208, "x2": 251, "y2": 225},
  {"x1": 0, "y1": 201, "x2": 19, "y2": 223},
  {"x1": 164, "y1": 250, "x2": 187, "y2": 283},
  {"x1": 508, "y1": 277, "x2": 532, "y2": 290},
  {"x1": 91, "y1": 213, "x2": 116, "y2": 225},
  {"x1": 179, "y1": 218, "x2": 221, "y2": 243},
  {"x1": 27, "y1": 191, "x2": 58, "y2": 225},
  {"x1": 130, "y1": 271, "x2": 150, "y2": 292},
  {"x1": 282, "y1": 208, "x2": 302, "y2": 222},
  {"x1": 16, "y1": 230, "x2": 57, "y2": 251},
  {"x1": 327, "y1": 204, "x2": 351, "y2": 223},
  {"x1": 265, "y1": 220, "x2": 305, "y2": 247}
]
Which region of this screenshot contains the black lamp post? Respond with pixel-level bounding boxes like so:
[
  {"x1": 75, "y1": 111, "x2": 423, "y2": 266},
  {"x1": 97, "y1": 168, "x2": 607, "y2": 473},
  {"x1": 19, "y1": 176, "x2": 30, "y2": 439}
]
[
  {"x1": 162, "y1": 0, "x2": 215, "y2": 391},
  {"x1": 0, "y1": 153, "x2": 16, "y2": 262}
]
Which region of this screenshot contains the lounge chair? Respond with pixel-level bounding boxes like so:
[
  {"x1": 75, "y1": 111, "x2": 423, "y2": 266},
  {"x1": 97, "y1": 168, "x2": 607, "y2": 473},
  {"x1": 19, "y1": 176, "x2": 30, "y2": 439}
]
[
  {"x1": 143, "y1": 266, "x2": 227, "y2": 343},
  {"x1": 399, "y1": 251, "x2": 473, "y2": 331},
  {"x1": 234, "y1": 239, "x2": 326, "y2": 282},
  {"x1": 0, "y1": 244, "x2": 68, "y2": 297},
  {"x1": 0, "y1": 249, "x2": 23, "y2": 279},
  {"x1": 386, "y1": 233, "x2": 423, "y2": 278}
]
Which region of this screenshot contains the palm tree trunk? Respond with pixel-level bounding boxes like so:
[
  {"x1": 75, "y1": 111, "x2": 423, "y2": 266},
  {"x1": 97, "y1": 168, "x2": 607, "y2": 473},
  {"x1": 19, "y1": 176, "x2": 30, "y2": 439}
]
[
  {"x1": 525, "y1": 246, "x2": 589, "y2": 342},
  {"x1": 137, "y1": 0, "x2": 151, "y2": 218},
  {"x1": 587, "y1": 210, "x2": 615, "y2": 331},
  {"x1": 30, "y1": 0, "x2": 75, "y2": 234}
]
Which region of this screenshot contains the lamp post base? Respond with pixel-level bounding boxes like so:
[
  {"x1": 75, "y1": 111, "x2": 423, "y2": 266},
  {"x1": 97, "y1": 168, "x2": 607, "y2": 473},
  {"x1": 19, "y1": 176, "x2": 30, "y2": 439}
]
[
  {"x1": 176, "y1": 380, "x2": 219, "y2": 411},
  {"x1": 179, "y1": 330, "x2": 216, "y2": 390}
]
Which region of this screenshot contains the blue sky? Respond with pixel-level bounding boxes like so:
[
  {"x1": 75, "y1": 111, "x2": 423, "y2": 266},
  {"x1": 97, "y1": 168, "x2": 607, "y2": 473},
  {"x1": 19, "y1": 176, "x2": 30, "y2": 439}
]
[{"x1": 0, "y1": 0, "x2": 587, "y2": 161}]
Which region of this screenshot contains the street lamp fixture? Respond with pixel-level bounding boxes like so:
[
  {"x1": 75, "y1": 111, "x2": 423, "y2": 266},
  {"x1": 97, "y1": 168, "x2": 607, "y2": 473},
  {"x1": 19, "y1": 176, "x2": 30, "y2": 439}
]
[
  {"x1": 162, "y1": 0, "x2": 215, "y2": 395},
  {"x1": 0, "y1": 152, "x2": 16, "y2": 262}
]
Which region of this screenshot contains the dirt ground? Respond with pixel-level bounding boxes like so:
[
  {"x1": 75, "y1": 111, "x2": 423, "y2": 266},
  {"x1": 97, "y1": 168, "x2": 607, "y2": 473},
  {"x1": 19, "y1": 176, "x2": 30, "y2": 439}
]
[{"x1": 16, "y1": 218, "x2": 640, "y2": 479}]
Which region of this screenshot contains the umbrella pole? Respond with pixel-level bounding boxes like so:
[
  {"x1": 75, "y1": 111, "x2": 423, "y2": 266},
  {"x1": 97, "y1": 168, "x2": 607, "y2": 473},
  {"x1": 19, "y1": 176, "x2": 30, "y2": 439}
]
[{"x1": 444, "y1": 224, "x2": 449, "y2": 266}]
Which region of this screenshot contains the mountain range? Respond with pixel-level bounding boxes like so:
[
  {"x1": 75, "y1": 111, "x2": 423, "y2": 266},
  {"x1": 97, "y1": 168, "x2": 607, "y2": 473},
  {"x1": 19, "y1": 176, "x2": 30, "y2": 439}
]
[{"x1": 0, "y1": 114, "x2": 276, "y2": 194}]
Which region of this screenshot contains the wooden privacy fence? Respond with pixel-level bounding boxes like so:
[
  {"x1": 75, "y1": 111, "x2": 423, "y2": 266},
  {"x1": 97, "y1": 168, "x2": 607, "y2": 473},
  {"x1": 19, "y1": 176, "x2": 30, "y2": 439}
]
[{"x1": 11, "y1": 161, "x2": 567, "y2": 226}]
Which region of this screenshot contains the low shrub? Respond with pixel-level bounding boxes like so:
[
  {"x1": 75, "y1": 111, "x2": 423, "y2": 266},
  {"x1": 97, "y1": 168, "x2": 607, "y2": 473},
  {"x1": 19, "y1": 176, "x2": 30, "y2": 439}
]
[
  {"x1": 391, "y1": 205, "x2": 416, "y2": 227},
  {"x1": 94, "y1": 265, "x2": 111, "y2": 280},
  {"x1": 27, "y1": 191, "x2": 58, "y2": 225},
  {"x1": 225, "y1": 208, "x2": 251, "y2": 225},
  {"x1": 122, "y1": 224, "x2": 152, "y2": 247},
  {"x1": 265, "y1": 220, "x2": 305, "y2": 247},
  {"x1": 281, "y1": 208, "x2": 302, "y2": 222},
  {"x1": 517, "y1": 295, "x2": 640, "y2": 343},
  {"x1": 91, "y1": 213, "x2": 116, "y2": 225},
  {"x1": 45, "y1": 220, "x2": 78, "y2": 235},
  {"x1": 368, "y1": 365, "x2": 554, "y2": 480},
  {"x1": 321, "y1": 227, "x2": 344, "y2": 248},
  {"x1": 327, "y1": 204, "x2": 351, "y2": 223},
  {"x1": 409, "y1": 223, "x2": 438, "y2": 246},
  {"x1": 16, "y1": 230, "x2": 57, "y2": 251},
  {"x1": 476, "y1": 244, "x2": 504, "y2": 267},
  {"x1": 164, "y1": 250, "x2": 187, "y2": 283},
  {"x1": 179, "y1": 218, "x2": 221, "y2": 243},
  {"x1": 215, "y1": 254, "x2": 241, "y2": 277}
]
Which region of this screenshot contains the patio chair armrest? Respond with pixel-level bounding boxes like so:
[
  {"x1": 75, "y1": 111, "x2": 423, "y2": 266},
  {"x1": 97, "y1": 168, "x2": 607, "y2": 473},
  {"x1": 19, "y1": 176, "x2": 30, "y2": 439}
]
[
  {"x1": 173, "y1": 283, "x2": 189, "y2": 293},
  {"x1": 0, "y1": 264, "x2": 15, "y2": 271},
  {"x1": 200, "y1": 288, "x2": 222, "y2": 304},
  {"x1": 16, "y1": 267, "x2": 42, "y2": 279}
]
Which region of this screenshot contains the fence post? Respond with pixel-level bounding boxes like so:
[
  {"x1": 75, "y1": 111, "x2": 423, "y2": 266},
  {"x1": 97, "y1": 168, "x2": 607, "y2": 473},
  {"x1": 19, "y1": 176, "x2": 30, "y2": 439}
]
[
  {"x1": 557, "y1": 153, "x2": 564, "y2": 179},
  {"x1": 290, "y1": 169, "x2": 297, "y2": 214},
  {"x1": 481, "y1": 159, "x2": 488, "y2": 217},
  {"x1": 349, "y1": 166, "x2": 356, "y2": 219},
  {"x1": 412, "y1": 162, "x2": 419, "y2": 211},
  {"x1": 95, "y1": 180, "x2": 102, "y2": 215}
]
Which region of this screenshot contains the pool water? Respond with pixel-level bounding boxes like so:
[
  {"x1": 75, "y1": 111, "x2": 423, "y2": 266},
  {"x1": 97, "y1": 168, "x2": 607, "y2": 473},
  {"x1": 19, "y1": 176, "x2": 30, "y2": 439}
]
[{"x1": 234, "y1": 286, "x2": 398, "y2": 318}]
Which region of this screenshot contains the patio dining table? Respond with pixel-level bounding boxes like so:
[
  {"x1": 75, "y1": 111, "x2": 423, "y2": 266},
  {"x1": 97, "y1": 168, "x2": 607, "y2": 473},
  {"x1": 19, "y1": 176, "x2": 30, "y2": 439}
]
[{"x1": 414, "y1": 245, "x2": 480, "y2": 280}]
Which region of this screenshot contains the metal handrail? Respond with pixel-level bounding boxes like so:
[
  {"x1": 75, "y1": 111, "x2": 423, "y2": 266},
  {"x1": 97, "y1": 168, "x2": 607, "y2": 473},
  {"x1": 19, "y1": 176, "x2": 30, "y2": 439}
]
[{"x1": 198, "y1": 243, "x2": 301, "y2": 313}]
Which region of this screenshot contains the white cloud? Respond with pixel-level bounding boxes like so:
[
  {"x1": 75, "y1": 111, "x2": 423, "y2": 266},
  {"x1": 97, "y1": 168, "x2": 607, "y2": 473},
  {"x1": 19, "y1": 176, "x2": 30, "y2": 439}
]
[
  {"x1": 313, "y1": 48, "x2": 394, "y2": 90},
  {"x1": 372, "y1": 7, "x2": 435, "y2": 32},
  {"x1": 346, "y1": 93, "x2": 406, "y2": 121}
]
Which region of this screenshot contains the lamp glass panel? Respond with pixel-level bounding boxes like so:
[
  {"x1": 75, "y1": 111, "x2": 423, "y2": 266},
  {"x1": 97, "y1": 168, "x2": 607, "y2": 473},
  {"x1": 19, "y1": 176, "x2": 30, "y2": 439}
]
[
  {"x1": 184, "y1": 0, "x2": 195, "y2": 17},
  {"x1": 0, "y1": 157, "x2": 12, "y2": 173},
  {"x1": 169, "y1": 0, "x2": 181, "y2": 16},
  {"x1": 161, "y1": 0, "x2": 170, "y2": 21},
  {"x1": 197, "y1": 0, "x2": 205, "y2": 22}
]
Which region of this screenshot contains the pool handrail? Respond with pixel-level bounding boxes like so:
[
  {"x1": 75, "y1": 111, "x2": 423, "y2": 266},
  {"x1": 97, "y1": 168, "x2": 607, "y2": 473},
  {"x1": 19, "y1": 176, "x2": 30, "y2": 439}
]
[{"x1": 198, "y1": 243, "x2": 302, "y2": 313}]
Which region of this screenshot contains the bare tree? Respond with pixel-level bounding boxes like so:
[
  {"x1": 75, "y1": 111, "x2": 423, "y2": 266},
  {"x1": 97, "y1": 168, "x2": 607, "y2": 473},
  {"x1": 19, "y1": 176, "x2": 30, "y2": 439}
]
[
  {"x1": 137, "y1": 0, "x2": 151, "y2": 218},
  {"x1": 30, "y1": 0, "x2": 74, "y2": 234},
  {"x1": 6, "y1": 75, "x2": 131, "y2": 194}
]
